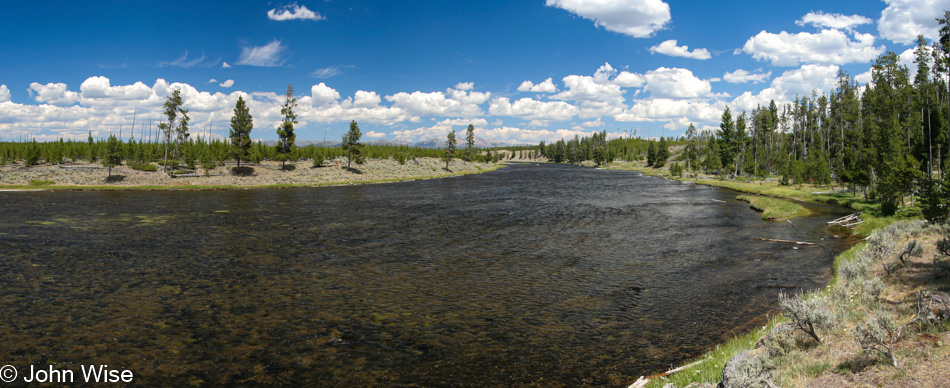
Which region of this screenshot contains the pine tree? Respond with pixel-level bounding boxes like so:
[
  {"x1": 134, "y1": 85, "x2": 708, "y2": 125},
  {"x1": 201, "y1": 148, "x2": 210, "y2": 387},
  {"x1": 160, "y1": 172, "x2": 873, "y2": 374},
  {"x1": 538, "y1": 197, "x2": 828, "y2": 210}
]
[
  {"x1": 464, "y1": 124, "x2": 475, "y2": 161},
  {"x1": 229, "y1": 96, "x2": 254, "y2": 168},
  {"x1": 646, "y1": 141, "x2": 656, "y2": 167},
  {"x1": 158, "y1": 89, "x2": 188, "y2": 172},
  {"x1": 685, "y1": 123, "x2": 699, "y2": 171},
  {"x1": 445, "y1": 130, "x2": 457, "y2": 169},
  {"x1": 705, "y1": 139, "x2": 722, "y2": 174},
  {"x1": 342, "y1": 120, "x2": 364, "y2": 169},
  {"x1": 717, "y1": 107, "x2": 736, "y2": 177},
  {"x1": 276, "y1": 84, "x2": 297, "y2": 168},
  {"x1": 103, "y1": 134, "x2": 122, "y2": 179},
  {"x1": 655, "y1": 137, "x2": 669, "y2": 168}
]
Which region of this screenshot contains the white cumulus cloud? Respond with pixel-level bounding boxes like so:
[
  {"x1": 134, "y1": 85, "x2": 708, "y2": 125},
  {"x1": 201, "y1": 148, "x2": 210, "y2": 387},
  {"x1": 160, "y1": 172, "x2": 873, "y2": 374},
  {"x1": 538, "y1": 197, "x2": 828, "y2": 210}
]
[
  {"x1": 877, "y1": 0, "x2": 950, "y2": 44},
  {"x1": 0, "y1": 84, "x2": 10, "y2": 103},
  {"x1": 648, "y1": 39, "x2": 711, "y2": 60},
  {"x1": 219, "y1": 79, "x2": 235, "y2": 88},
  {"x1": 352, "y1": 90, "x2": 381, "y2": 108},
  {"x1": 740, "y1": 29, "x2": 884, "y2": 66},
  {"x1": 455, "y1": 82, "x2": 474, "y2": 91},
  {"x1": 29, "y1": 82, "x2": 79, "y2": 105},
  {"x1": 365, "y1": 131, "x2": 386, "y2": 138},
  {"x1": 796, "y1": 11, "x2": 872, "y2": 30},
  {"x1": 237, "y1": 40, "x2": 286, "y2": 67},
  {"x1": 267, "y1": 3, "x2": 326, "y2": 21},
  {"x1": 518, "y1": 78, "x2": 558, "y2": 93},
  {"x1": 546, "y1": 0, "x2": 671, "y2": 38},
  {"x1": 723, "y1": 69, "x2": 771, "y2": 84},
  {"x1": 311, "y1": 83, "x2": 341, "y2": 106},
  {"x1": 643, "y1": 67, "x2": 711, "y2": 99},
  {"x1": 489, "y1": 97, "x2": 578, "y2": 121},
  {"x1": 613, "y1": 71, "x2": 646, "y2": 87},
  {"x1": 386, "y1": 90, "x2": 485, "y2": 118}
]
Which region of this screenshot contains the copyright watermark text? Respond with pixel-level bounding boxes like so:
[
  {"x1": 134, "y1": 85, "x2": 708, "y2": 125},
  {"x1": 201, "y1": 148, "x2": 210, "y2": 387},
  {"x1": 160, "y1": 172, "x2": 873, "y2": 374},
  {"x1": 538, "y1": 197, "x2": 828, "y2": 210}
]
[{"x1": 0, "y1": 365, "x2": 133, "y2": 383}]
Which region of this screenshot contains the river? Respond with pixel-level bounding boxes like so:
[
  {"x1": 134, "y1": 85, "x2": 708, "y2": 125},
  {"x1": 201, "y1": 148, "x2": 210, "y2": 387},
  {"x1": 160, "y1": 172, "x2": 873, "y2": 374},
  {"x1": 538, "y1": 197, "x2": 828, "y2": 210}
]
[{"x1": 0, "y1": 163, "x2": 855, "y2": 386}]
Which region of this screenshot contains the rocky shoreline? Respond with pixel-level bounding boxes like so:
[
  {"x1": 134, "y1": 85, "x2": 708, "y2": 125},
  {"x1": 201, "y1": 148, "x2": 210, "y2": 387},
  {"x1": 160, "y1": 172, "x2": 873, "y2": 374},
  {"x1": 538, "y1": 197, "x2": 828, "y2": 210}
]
[{"x1": 0, "y1": 158, "x2": 499, "y2": 189}]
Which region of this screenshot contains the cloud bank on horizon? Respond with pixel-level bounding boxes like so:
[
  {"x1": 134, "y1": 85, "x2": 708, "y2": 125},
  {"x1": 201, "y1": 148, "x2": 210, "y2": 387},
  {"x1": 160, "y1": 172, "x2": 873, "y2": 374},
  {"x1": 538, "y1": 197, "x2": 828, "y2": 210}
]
[{"x1": 1, "y1": 0, "x2": 948, "y2": 144}]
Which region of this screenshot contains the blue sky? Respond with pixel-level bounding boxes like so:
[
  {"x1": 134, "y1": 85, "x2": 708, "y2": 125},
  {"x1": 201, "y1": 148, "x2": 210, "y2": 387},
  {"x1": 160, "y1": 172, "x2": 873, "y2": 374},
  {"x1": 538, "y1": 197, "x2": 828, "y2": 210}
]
[{"x1": 0, "y1": 0, "x2": 945, "y2": 144}]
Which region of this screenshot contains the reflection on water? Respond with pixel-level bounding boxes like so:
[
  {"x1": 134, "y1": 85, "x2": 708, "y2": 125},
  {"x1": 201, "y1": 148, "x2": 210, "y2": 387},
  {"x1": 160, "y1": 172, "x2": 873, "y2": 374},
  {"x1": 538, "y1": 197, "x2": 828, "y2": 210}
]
[{"x1": 0, "y1": 163, "x2": 854, "y2": 386}]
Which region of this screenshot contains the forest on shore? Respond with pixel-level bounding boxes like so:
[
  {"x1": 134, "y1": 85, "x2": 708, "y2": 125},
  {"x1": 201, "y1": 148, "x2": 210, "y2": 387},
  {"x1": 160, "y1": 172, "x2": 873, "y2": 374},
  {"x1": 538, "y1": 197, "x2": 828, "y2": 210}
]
[{"x1": 539, "y1": 38, "x2": 950, "y2": 223}]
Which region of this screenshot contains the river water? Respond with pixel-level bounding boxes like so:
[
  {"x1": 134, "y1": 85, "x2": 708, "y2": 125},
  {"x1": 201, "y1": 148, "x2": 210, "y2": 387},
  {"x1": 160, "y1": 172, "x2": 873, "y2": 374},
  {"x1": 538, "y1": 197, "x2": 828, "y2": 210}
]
[{"x1": 0, "y1": 163, "x2": 854, "y2": 386}]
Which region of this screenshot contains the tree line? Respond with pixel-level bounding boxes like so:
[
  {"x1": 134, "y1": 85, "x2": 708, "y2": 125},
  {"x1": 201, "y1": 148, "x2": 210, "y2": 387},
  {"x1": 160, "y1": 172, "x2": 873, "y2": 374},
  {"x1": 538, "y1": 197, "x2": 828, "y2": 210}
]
[{"x1": 1, "y1": 84, "x2": 498, "y2": 176}]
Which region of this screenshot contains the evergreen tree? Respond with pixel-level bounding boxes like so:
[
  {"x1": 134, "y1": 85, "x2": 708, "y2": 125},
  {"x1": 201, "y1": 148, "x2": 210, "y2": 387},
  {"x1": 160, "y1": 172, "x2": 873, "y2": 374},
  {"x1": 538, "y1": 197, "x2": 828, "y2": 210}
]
[
  {"x1": 229, "y1": 96, "x2": 254, "y2": 168},
  {"x1": 342, "y1": 120, "x2": 364, "y2": 169},
  {"x1": 158, "y1": 89, "x2": 188, "y2": 172},
  {"x1": 444, "y1": 130, "x2": 457, "y2": 169},
  {"x1": 655, "y1": 137, "x2": 669, "y2": 168},
  {"x1": 685, "y1": 123, "x2": 699, "y2": 171},
  {"x1": 717, "y1": 107, "x2": 736, "y2": 176},
  {"x1": 464, "y1": 124, "x2": 475, "y2": 161},
  {"x1": 103, "y1": 134, "x2": 122, "y2": 178},
  {"x1": 276, "y1": 84, "x2": 297, "y2": 167},
  {"x1": 704, "y1": 139, "x2": 722, "y2": 174},
  {"x1": 646, "y1": 141, "x2": 656, "y2": 167},
  {"x1": 86, "y1": 131, "x2": 95, "y2": 162}
]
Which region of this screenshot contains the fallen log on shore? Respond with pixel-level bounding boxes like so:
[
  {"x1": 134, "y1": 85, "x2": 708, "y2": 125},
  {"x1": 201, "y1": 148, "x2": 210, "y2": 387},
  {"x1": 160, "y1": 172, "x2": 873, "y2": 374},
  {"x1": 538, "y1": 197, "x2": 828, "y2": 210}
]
[
  {"x1": 752, "y1": 237, "x2": 817, "y2": 245},
  {"x1": 828, "y1": 212, "x2": 862, "y2": 225}
]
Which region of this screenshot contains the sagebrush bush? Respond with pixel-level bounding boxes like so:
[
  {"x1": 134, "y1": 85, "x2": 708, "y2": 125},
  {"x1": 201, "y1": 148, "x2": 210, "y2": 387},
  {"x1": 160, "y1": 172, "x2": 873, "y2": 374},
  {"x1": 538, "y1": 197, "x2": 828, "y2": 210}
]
[
  {"x1": 854, "y1": 310, "x2": 900, "y2": 367},
  {"x1": 840, "y1": 252, "x2": 872, "y2": 284},
  {"x1": 779, "y1": 292, "x2": 834, "y2": 344},
  {"x1": 721, "y1": 350, "x2": 773, "y2": 388}
]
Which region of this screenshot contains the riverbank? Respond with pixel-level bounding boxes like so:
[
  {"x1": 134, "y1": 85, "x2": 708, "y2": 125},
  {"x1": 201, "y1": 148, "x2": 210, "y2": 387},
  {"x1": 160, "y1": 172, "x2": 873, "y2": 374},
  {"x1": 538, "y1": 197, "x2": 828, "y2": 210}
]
[
  {"x1": 736, "y1": 194, "x2": 810, "y2": 220},
  {"x1": 637, "y1": 221, "x2": 950, "y2": 388},
  {"x1": 0, "y1": 158, "x2": 502, "y2": 190},
  {"x1": 607, "y1": 161, "x2": 899, "y2": 237},
  {"x1": 603, "y1": 162, "x2": 950, "y2": 388}
]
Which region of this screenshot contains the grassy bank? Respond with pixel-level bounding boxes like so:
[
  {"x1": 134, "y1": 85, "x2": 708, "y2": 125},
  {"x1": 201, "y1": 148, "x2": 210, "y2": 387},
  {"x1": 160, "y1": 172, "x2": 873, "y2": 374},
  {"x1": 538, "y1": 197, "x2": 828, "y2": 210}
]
[
  {"x1": 0, "y1": 158, "x2": 505, "y2": 191},
  {"x1": 614, "y1": 161, "x2": 950, "y2": 387},
  {"x1": 609, "y1": 162, "x2": 904, "y2": 237},
  {"x1": 642, "y1": 221, "x2": 950, "y2": 388},
  {"x1": 736, "y1": 194, "x2": 811, "y2": 220}
]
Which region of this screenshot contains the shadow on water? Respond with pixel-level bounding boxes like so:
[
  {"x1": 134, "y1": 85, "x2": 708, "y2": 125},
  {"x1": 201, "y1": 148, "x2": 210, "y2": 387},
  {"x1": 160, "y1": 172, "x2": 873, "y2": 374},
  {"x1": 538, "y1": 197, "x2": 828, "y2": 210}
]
[{"x1": 0, "y1": 163, "x2": 856, "y2": 386}]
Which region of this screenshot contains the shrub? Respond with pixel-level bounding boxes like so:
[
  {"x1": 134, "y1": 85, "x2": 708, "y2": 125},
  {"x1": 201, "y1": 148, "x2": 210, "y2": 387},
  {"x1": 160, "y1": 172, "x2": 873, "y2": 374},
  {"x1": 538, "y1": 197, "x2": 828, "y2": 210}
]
[
  {"x1": 779, "y1": 292, "x2": 834, "y2": 344},
  {"x1": 129, "y1": 162, "x2": 158, "y2": 172},
  {"x1": 937, "y1": 236, "x2": 950, "y2": 257},
  {"x1": 721, "y1": 350, "x2": 773, "y2": 388},
  {"x1": 840, "y1": 251, "x2": 872, "y2": 284},
  {"x1": 854, "y1": 311, "x2": 900, "y2": 367},
  {"x1": 898, "y1": 240, "x2": 923, "y2": 264}
]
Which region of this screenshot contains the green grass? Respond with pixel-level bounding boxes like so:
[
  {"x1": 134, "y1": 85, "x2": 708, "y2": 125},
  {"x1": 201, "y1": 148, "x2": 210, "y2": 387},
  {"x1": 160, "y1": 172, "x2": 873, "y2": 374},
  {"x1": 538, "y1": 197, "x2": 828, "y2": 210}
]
[
  {"x1": 28, "y1": 179, "x2": 55, "y2": 186},
  {"x1": 645, "y1": 320, "x2": 781, "y2": 387},
  {"x1": 736, "y1": 194, "x2": 811, "y2": 220},
  {"x1": 614, "y1": 163, "x2": 915, "y2": 387}
]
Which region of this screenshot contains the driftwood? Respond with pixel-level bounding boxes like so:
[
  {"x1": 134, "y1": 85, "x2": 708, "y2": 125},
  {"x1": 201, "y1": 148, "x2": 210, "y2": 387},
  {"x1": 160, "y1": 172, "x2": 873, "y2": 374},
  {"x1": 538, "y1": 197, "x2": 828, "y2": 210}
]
[
  {"x1": 711, "y1": 199, "x2": 726, "y2": 203},
  {"x1": 627, "y1": 357, "x2": 709, "y2": 387},
  {"x1": 627, "y1": 376, "x2": 649, "y2": 388},
  {"x1": 752, "y1": 237, "x2": 817, "y2": 245},
  {"x1": 829, "y1": 212, "x2": 862, "y2": 226},
  {"x1": 654, "y1": 358, "x2": 707, "y2": 378}
]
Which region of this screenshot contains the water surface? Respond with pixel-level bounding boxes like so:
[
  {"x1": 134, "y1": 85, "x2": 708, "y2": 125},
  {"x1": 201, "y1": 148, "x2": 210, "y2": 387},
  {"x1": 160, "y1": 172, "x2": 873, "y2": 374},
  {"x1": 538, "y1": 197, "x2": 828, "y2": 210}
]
[{"x1": 0, "y1": 163, "x2": 854, "y2": 386}]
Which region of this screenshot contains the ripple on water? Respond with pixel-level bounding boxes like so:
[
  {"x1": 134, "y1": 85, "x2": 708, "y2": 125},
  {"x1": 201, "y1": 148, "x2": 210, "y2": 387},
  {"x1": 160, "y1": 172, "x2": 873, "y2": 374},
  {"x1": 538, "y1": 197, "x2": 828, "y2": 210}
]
[{"x1": 0, "y1": 163, "x2": 855, "y2": 386}]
